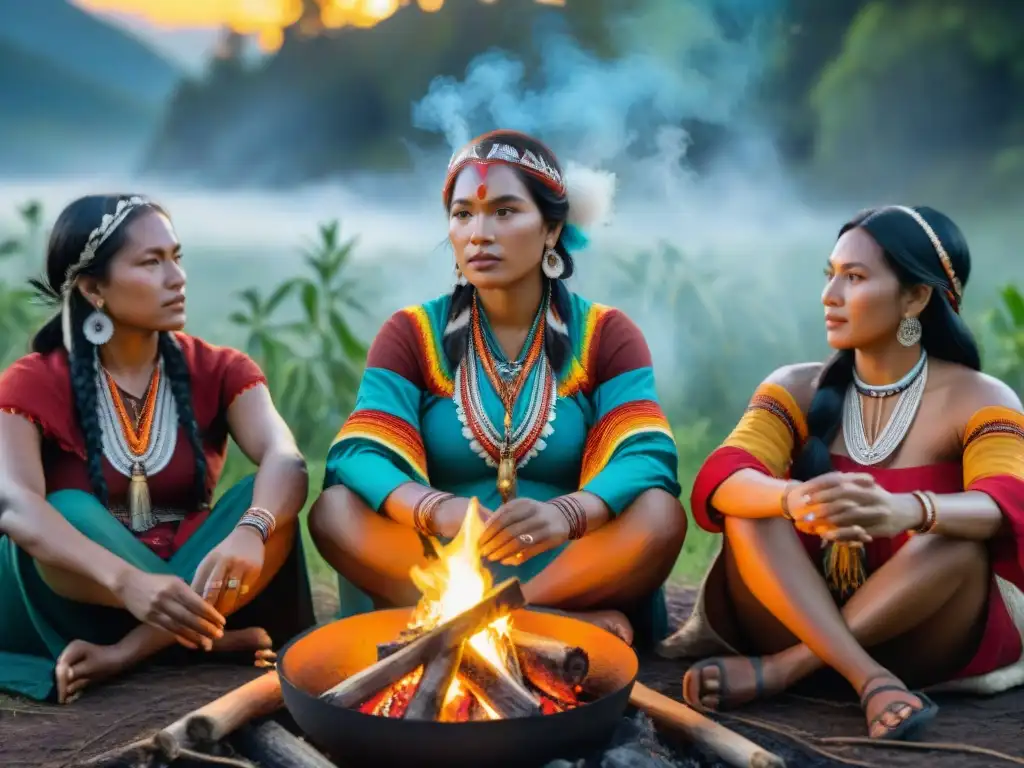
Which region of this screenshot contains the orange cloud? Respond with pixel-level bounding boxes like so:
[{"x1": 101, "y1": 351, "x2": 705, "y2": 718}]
[{"x1": 75, "y1": 0, "x2": 564, "y2": 50}]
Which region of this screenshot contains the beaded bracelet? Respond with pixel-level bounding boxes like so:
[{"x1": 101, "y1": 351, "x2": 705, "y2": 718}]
[
  {"x1": 551, "y1": 496, "x2": 587, "y2": 540},
  {"x1": 413, "y1": 491, "x2": 454, "y2": 536},
  {"x1": 237, "y1": 506, "x2": 276, "y2": 543}
]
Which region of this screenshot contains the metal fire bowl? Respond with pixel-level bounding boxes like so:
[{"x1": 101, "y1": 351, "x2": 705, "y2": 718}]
[{"x1": 278, "y1": 608, "x2": 639, "y2": 768}]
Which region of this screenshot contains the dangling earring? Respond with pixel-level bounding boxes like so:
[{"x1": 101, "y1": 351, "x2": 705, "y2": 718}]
[
  {"x1": 83, "y1": 299, "x2": 114, "y2": 346},
  {"x1": 896, "y1": 316, "x2": 922, "y2": 347},
  {"x1": 542, "y1": 247, "x2": 565, "y2": 280},
  {"x1": 454, "y1": 265, "x2": 468, "y2": 287}
]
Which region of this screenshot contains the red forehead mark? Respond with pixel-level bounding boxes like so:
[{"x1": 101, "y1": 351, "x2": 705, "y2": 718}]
[
  {"x1": 472, "y1": 161, "x2": 490, "y2": 182},
  {"x1": 476, "y1": 183, "x2": 488, "y2": 200}
]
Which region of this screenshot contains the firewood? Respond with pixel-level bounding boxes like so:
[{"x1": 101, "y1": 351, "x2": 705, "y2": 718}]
[
  {"x1": 320, "y1": 578, "x2": 525, "y2": 708},
  {"x1": 459, "y1": 643, "x2": 541, "y2": 719},
  {"x1": 232, "y1": 720, "x2": 336, "y2": 768},
  {"x1": 403, "y1": 643, "x2": 465, "y2": 720},
  {"x1": 511, "y1": 629, "x2": 589, "y2": 702},
  {"x1": 377, "y1": 639, "x2": 407, "y2": 660}
]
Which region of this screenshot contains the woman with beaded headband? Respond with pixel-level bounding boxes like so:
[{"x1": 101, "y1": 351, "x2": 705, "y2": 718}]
[
  {"x1": 310, "y1": 129, "x2": 687, "y2": 647},
  {"x1": 658, "y1": 205, "x2": 1024, "y2": 741},
  {"x1": 0, "y1": 195, "x2": 315, "y2": 703}
]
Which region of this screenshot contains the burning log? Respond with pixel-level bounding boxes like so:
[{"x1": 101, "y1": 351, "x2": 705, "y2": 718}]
[
  {"x1": 459, "y1": 643, "x2": 542, "y2": 719},
  {"x1": 320, "y1": 578, "x2": 525, "y2": 709},
  {"x1": 404, "y1": 644, "x2": 465, "y2": 721},
  {"x1": 511, "y1": 629, "x2": 588, "y2": 703}
]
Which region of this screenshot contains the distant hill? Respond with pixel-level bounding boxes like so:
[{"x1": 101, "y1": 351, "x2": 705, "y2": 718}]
[
  {"x1": 0, "y1": 0, "x2": 182, "y2": 174},
  {"x1": 143, "y1": 0, "x2": 623, "y2": 186}
]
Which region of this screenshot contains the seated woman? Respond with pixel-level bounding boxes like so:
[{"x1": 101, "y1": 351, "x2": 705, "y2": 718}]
[
  {"x1": 0, "y1": 194, "x2": 315, "y2": 704},
  {"x1": 309, "y1": 129, "x2": 687, "y2": 648},
  {"x1": 658, "y1": 205, "x2": 1024, "y2": 740}
]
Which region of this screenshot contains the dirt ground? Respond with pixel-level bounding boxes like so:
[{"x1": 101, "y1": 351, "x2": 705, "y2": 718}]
[{"x1": 2, "y1": 586, "x2": 1023, "y2": 768}]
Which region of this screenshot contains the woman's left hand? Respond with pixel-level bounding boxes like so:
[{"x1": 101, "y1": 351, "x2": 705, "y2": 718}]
[
  {"x1": 191, "y1": 527, "x2": 266, "y2": 617},
  {"x1": 792, "y1": 472, "x2": 924, "y2": 541},
  {"x1": 477, "y1": 499, "x2": 570, "y2": 566}
]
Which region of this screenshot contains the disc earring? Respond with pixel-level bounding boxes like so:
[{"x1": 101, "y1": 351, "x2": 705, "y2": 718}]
[
  {"x1": 83, "y1": 300, "x2": 114, "y2": 346},
  {"x1": 896, "y1": 316, "x2": 922, "y2": 347},
  {"x1": 542, "y1": 248, "x2": 565, "y2": 280}
]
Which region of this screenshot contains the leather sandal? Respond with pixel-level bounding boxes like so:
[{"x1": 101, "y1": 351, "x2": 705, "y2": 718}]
[
  {"x1": 682, "y1": 656, "x2": 765, "y2": 712},
  {"x1": 859, "y1": 674, "x2": 938, "y2": 741}
]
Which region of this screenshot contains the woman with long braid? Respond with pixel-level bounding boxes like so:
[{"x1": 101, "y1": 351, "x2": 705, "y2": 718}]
[
  {"x1": 0, "y1": 195, "x2": 315, "y2": 703},
  {"x1": 659, "y1": 206, "x2": 1024, "y2": 741},
  {"x1": 309, "y1": 130, "x2": 688, "y2": 648}
]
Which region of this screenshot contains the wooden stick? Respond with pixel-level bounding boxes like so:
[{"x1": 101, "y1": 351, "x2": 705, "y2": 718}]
[
  {"x1": 232, "y1": 719, "x2": 336, "y2": 768},
  {"x1": 459, "y1": 643, "x2": 541, "y2": 719},
  {"x1": 628, "y1": 682, "x2": 786, "y2": 768},
  {"x1": 155, "y1": 671, "x2": 283, "y2": 759},
  {"x1": 403, "y1": 642, "x2": 465, "y2": 720},
  {"x1": 321, "y1": 578, "x2": 525, "y2": 708}
]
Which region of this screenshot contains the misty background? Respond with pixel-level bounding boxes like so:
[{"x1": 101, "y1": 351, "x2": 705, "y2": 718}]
[{"x1": 1, "y1": 0, "x2": 1022, "y2": 587}]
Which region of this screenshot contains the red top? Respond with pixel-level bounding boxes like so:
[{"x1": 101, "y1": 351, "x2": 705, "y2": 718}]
[{"x1": 0, "y1": 334, "x2": 266, "y2": 557}]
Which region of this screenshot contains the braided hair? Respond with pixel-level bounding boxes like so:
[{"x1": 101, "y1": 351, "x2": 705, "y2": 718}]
[
  {"x1": 30, "y1": 194, "x2": 208, "y2": 506},
  {"x1": 441, "y1": 131, "x2": 575, "y2": 375},
  {"x1": 789, "y1": 205, "x2": 980, "y2": 481}
]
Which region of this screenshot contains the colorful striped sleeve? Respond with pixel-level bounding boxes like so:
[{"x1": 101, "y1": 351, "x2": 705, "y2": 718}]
[
  {"x1": 962, "y1": 405, "x2": 1024, "y2": 582},
  {"x1": 690, "y1": 382, "x2": 808, "y2": 532},
  {"x1": 577, "y1": 310, "x2": 681, "y2": 515},
  {"x1": 324, "y1": 309, "x2": 439, "y2": 511}
]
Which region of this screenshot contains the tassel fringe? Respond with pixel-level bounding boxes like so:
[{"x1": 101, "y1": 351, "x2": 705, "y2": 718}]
[{"x1": 823, "y1": 542, "x2": 866, "y2": 603}]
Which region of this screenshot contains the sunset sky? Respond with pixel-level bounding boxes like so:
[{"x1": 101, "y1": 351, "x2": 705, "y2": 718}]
[{"x1": 73, "y1": 0, "x2": 564, "y2": 68}]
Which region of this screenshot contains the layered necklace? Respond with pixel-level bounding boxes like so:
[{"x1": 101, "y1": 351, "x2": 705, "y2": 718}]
[
  {"x1": 95, "y1": 355, "x2": 178, "y2": 532},
  {"x1": 842, "y1": 351, "x2": 928, "y2": 465},
  {"x1": 454, "y1": 291, "x2": 557, "y2": 503}
]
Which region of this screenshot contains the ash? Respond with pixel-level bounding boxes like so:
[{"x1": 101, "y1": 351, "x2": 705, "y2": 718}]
[{"x1": 543, "y1": 712, "x2": 701, "y2": 768}]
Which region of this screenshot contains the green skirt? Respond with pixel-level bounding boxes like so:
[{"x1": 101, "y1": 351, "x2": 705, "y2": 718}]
[{"x1": 0, "y1": 475, "x2": 315, "y2": 702}]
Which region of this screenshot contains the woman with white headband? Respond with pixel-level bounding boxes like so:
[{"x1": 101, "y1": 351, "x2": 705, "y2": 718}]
[
  {"x1": 0, "y1": 195, "x2": 315, "y2": 703},
  {"x1": 310, "y1": 129, "x2": 687, "y2": 648},
  {"x1": 660, "y1": 205, "x2": 1024, "y2": 742}
]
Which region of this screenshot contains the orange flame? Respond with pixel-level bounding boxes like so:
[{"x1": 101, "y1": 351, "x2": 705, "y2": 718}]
[
  {"x1": 75, "y1": 0, "x2": 566, "y2": 52},
  {"x1": 407, "y1": 497, "x2": 511, "y2": 711}
]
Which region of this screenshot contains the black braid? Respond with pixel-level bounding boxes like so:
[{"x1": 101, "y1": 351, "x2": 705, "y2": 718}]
[
  {"x1": 789, "y1": 350, "x2": 854, "y2": 481},
  {"x1": 67, "y1": 299, "x2": 109, "y2": 504},
  {"x1": 158, "y1": 333, "x2": 208, "y2": 506},
  {"x1": 545, "y1": 277, "x2": 573, "y2": 374},
  {"x1": 442, "y1": 283, "x2": 474, "y2": 371}
]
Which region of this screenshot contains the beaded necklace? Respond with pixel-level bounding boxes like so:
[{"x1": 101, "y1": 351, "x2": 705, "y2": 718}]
[{"x1": 454, "y1": 291, "x2": 556, "y2": 502}]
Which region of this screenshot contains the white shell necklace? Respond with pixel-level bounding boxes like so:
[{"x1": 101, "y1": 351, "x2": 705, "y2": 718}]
[{"x1": 842, "y1": 353, "x2": 928, "y2": 465}]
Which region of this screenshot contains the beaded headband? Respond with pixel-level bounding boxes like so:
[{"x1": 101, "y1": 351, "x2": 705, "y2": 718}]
[
  {"x1": 873, "y1": 205, "x2": 963, "y2": 312},
  {"x1": 61, "y1": 195, "x2": 152, "y2": 353},
  {"x1": 443, "y1": 131, "x2": 565, "y2": 204}
]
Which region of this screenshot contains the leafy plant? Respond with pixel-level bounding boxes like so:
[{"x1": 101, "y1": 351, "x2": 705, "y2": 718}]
[
  {"x1": 981, "y1": 284, "x2": 1024, "y2": 394},
  {"x1": 228, "y1": 220, "x2": 369, "y2": 460},
  {"x1": 0, "y1": 200, "x2": 48, "y2": 365}
]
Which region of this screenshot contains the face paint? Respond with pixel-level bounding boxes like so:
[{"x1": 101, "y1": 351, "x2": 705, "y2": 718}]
[{"x1": 473, "y1": 162, "x2": 490, "y2": 200}]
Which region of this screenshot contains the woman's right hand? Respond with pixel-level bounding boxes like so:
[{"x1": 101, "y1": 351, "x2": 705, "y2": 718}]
[{"x1": 114, "y1": 570, "x2": 226, "y2": 650}]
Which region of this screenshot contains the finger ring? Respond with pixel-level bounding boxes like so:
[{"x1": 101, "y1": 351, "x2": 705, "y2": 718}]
[
  {"x1": 513, "y1": 552, "x2": 524, "y2": 562},
  {"x1": 519, "y1": 533, "x2": 534, "y2": 545},
  {"x1": 209, "y1": 580, "x2": 223, "y2": 589},
  {"x1": 227, "y1": 578, "x2": 241, "y2": 590}
]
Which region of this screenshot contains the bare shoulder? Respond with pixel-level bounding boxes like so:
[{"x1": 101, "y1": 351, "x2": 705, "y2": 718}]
[
  {"x1": 935, "y1": 361, "x2": 1023, "y2": 419},
  {"x1": 763, "y1": 362, "x2": 823, "y2": 415}
]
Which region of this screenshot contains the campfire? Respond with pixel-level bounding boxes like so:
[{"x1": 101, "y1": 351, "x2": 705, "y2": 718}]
[{"x1": 318, "y1": 499, "x2": 592, "y2": 722}]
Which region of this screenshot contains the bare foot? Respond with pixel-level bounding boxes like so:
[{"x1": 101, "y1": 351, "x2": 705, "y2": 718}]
[
  {"x1": 681, "y1": 656, "x2": 784, "y2": 712},
  {"x1": 859, "y1": 675, "x2": 935, "y2": 740},
  {"x1": 54, "y1": 640, "x2": 129, "y2": 704},
  {"x1": 54, "y1": 627, "x2": 274, "y2": 704},
  {"x1": 562, "y1": 609, "x2": 634, "y2": 645}
]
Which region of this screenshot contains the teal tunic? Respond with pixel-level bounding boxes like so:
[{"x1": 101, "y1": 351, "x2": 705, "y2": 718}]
[{"x1": 325, "y1": 291, "x2": 681, "y2": 646}]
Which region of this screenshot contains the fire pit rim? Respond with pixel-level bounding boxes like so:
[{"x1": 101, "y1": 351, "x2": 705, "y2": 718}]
[{"x1": 276, "y1": 606, "x2": 639, "y2": 727}]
